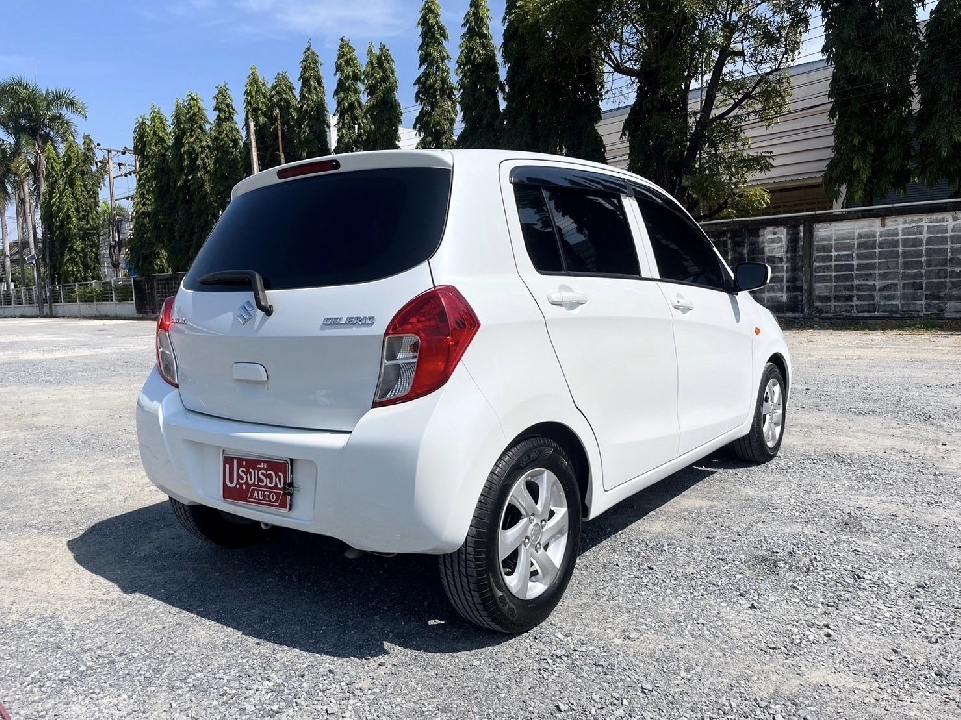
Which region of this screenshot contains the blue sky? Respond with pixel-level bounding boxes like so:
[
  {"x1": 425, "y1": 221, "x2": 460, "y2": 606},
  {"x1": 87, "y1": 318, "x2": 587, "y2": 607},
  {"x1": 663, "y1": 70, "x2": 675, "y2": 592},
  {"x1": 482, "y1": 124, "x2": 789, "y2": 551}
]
[
  {"x1": 1, "y1": 1, "x2": 933, "y2": 210},
  {"x1": 1, "y1": 0, "x2": 507, "y2": 203}
]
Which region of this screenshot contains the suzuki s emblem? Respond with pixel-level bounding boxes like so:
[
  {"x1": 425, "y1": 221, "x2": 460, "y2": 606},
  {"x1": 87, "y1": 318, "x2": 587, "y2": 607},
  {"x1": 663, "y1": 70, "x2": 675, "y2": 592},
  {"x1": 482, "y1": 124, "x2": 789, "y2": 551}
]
[{"x1": 236, "y1": 300, "x2": 256, "y2": 325}]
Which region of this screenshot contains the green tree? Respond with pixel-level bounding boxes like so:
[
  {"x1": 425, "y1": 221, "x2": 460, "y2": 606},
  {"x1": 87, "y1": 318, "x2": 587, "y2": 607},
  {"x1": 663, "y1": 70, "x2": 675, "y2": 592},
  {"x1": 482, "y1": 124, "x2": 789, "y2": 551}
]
[
  {"x1": 169, "y1": 93, "x2": 216, "y2": 271},
  {"x1": 243, "y1": 66, "x2": 272, "y2": 172},
  {"x1": 456, "y1": 0, "x2": 502, "y2": 148},
  {"x1": 41, "y1": 135, "x2": 102, "y2": 284},
  {"x1": 414, "y1": 0, "x2": 458, "y2": 149},
  {"x1": 333, "y1": 38, "x2": 366, "y2": 153},
  {"x1": 0, "y1": 77, "x2": 87, "y2": 304},
  {"x1": 0, "y1": 140, "x2": 16, "y2": 290},
  {"x1": 821, "y1": 0, "x2": 919, "y2": 206},
  {"x1": 363, "y1": 43, "x2": 403, "y2": 151},
  {"x1": 210, "y1": 83, "x2": 245, "y2": 212},
  {"x1": 502, "y1": 0, "x2": 550, "y2": 152},
  {"x1": 298, "y1": 40, "x2": 332, "y2": 159},
  {"x1": 267, "y1": 71, "x2": 299, "y2": 166},
  {"x1": 522, "y1": 0, "x2": 809, "y2": 216},
  {"x1": 503, "y1": 0, "x2": 606, "y2": 161},
  {"x1": 916, "y1": 0, "x2": 961, "y2": 191},
  {"x1": 128, "y1": 107, "x2": 172, "y2": 276}
]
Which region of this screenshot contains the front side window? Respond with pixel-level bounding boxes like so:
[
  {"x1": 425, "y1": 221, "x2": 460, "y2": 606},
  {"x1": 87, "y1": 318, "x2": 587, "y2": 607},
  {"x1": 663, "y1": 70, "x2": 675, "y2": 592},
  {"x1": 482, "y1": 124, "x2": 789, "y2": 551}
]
[
  {"x1": 513, "y1": 182, "x2": 640, "y2": 278},
  {"x1": 637, "y1": 199, "x2": 729, "y2": 290}
]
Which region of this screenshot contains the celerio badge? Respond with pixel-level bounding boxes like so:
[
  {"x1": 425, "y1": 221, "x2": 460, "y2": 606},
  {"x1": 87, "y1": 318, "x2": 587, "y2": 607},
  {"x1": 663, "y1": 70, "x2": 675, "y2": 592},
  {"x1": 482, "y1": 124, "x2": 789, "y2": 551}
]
[{"x1": 322, "y1": 316, "x2": 376, "y2": 328}]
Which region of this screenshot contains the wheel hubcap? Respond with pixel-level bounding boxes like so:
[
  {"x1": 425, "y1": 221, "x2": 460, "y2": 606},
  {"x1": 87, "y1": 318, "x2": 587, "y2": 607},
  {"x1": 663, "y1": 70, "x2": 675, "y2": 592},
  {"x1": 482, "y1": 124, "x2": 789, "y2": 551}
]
[
  {"x1": 760, "y1": 378, "x2": 784, "y2": 448},
  {"x1": 498, "y1": 468, "x2": 569, "y2": 600}
]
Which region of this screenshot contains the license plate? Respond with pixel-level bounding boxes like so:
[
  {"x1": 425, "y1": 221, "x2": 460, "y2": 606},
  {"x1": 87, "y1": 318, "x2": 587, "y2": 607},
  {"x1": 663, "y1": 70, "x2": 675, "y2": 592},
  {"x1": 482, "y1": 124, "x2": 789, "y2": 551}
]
[{"x1": 222, "y1": 454, "x2": 292, "y2": 512}]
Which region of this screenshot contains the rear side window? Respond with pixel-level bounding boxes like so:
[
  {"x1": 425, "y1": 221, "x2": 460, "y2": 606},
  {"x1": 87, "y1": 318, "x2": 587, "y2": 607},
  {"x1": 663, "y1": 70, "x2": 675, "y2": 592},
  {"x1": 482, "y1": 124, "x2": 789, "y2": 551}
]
[
  {"x1": 514, "y1": 185, "x2": 563, "y2": 273},
  {"x1": 513, "y1": 184, "x2": 640, "y2": 278},
  {"x1": 638, "y1": 199, "x2": 728, "y2": 290},
  {"x1": 544, "y1": 188, "x2": 640, "y2": 277},
  {"x1": 184, "y1": 167, "x2": 452, "y2": 291}
]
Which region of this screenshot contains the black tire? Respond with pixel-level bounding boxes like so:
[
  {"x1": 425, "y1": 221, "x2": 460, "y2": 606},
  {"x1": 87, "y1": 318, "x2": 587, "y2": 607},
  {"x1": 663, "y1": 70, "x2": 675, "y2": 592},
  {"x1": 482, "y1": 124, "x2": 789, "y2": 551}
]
[
  {"x1": 731, "y1": 362, "x2": 787, "y2": 463},
  {"x1": 168, "y1": 497, "x2": 270, "y2": 548},
  {"x1": 439, "y1": 437, "x2": 582, "y2": 634}
]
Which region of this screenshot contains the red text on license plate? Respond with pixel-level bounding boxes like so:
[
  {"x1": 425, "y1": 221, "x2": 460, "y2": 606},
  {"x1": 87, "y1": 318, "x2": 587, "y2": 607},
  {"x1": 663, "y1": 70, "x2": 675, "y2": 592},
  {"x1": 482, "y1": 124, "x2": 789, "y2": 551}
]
[{"x1": 222, "y1": 454, "x2": 291, "y2": 512}]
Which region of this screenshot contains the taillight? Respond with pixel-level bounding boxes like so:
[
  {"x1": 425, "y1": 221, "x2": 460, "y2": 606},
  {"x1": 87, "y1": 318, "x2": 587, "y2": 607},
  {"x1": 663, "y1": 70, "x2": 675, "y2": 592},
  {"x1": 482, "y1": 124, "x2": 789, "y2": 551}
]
[
  {"x1": 156, "y1": 296, "x2": 179, "y2": 387},
  {"x1": 373, "y1": 286, "x2": 480, "y2": 407}
]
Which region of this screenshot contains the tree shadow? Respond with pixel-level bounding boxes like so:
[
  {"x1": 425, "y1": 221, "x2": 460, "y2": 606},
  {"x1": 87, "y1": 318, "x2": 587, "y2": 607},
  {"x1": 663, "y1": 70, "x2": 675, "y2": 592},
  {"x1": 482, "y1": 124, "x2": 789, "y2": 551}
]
[{"x1": 68, "y1": 451, "x2": 743, "y2": 659}]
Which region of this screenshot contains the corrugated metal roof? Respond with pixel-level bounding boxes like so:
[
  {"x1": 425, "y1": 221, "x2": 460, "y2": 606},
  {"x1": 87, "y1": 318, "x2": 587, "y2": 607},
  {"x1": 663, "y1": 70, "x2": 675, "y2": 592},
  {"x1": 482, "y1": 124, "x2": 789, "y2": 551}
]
[{"x1": 599, "y1": 60, "x2": 835, "y2": 186}]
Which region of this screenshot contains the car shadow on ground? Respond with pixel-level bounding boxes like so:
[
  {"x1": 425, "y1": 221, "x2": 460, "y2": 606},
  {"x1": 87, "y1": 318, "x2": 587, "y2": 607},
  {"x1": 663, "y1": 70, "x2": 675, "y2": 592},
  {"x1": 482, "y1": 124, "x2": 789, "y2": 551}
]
[{"x1": 68, "y1": 452, "x2": 741, "y2": 659}]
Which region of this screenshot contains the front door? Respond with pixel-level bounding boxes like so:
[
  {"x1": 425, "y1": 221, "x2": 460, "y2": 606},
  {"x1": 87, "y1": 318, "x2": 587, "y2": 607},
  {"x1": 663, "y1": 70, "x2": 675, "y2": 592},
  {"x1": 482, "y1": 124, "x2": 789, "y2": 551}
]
[{"x1": 633, "y1": 193, "x2": 754, "y2": 454}]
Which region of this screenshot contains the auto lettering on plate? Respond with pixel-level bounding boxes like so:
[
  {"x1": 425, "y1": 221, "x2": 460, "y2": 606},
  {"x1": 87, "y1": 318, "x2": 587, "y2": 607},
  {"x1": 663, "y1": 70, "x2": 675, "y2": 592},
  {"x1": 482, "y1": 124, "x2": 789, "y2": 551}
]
[{"x1": 222, "y1": 454, "x2": 291, "y2": 512}]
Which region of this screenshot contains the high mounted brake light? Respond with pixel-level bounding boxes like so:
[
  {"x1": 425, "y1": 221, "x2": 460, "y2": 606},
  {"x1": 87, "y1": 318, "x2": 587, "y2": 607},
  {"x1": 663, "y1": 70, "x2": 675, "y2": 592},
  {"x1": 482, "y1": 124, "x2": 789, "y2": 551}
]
[
  {"x1": 156, "y1": 296, "x2": 179, "y2": 387},
  {"x1": 373, "y1": 286, "x2": 480, "y2": 407},
  {"x1": 277, "y1": 159, "x2": 341, "y2": 180}
]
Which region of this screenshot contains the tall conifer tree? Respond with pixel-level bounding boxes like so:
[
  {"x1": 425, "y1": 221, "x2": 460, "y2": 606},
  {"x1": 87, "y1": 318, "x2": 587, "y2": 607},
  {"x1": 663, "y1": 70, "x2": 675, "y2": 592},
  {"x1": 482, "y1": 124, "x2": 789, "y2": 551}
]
[
  {"x1": 414, "y1": 0, "x2": 458, "y2": 149},
  {"x1": 363, "y1": 43, "x2": 403, "y2": 151},
  {"x1": 41, "y1": 135, "x2": 102, "y2": 283},
  {"x1": 298, "y1": 40, "x2": 332, "y2": 159},
  {"x1": 210, "y1": 83, "x2": 245, "y2": 211},
  {"x1": 916, "y1": 0, "x2": 961, "y2": 191},
  {"x1": 456, "y1": 0, "x2": 502, "y2": 148},
  {"x1": 502, "y1": 0, "x2": 547, "y2": 152},
  {"x1": 170, "y1": 93, "x2": 216, "y2": 271},
  {"x1": 821, "y1": 0, "x2": 919, "y2": 205},
  {"x1": 333, "y1": 38, "x2": 366, "y2": 153},
  {"x1": 268, "y1": 71, "x2": 299, "y2": 166},
  {"x1": 502, "y1": 0, "x2": 605, "y2": 161},
  {"x1": 243, "y1": 67, "x2": 272, "y2": 173},
  {"x1": 128, "y1": 106, "x2": 172, "y2": 275}
]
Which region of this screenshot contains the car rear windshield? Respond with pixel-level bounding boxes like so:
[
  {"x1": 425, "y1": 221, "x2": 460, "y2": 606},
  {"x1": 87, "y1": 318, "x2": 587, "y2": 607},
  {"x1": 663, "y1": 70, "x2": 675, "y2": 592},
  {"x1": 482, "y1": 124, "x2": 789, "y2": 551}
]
[{"x1": 183, "y1": 166, "x2": 452, "y2": 291}]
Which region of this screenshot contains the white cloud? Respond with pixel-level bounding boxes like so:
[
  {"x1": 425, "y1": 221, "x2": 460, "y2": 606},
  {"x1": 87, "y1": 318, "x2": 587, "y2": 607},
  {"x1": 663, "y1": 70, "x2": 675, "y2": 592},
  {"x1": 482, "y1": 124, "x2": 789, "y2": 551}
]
[{"x1": 157, "y1": 0, "x2": 412, "y2": 41}]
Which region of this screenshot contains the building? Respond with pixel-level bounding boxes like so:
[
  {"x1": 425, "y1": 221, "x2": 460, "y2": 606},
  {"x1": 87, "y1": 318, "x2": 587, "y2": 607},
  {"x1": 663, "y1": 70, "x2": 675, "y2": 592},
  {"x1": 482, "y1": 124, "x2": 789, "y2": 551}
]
[{"x1": 597, "y1": 59, "x2": 956, "y2": 216}]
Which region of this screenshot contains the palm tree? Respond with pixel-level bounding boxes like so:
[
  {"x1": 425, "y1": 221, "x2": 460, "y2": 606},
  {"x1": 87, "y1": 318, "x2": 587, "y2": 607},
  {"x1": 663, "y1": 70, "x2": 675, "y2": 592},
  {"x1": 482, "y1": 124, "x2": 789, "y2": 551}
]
[
  {"x1": 0, "y1": 140, "x2": 16, "y2": 292},
  {"x1": 0, "y1": 77, "x2": 87, "y2": 313}
]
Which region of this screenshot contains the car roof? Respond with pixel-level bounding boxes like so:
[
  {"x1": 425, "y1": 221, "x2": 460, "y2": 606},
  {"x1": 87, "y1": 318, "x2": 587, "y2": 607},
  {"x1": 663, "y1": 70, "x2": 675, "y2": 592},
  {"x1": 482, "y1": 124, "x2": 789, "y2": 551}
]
[{"x1": 231, "y1": 148, "x2": 669, "y2": 208}]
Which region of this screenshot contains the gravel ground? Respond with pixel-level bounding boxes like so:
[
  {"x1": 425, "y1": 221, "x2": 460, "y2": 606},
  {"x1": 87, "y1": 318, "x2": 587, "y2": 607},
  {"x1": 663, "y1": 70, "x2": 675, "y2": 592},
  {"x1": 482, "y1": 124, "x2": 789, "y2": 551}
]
[{"x1": 0, "y1": 319, "x2": 958, "y2": 720}]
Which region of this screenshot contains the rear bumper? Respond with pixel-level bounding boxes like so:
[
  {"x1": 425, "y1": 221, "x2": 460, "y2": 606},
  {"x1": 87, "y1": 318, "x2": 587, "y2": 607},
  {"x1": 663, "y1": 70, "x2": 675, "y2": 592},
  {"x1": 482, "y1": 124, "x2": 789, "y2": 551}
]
[{"x1": 136, "y1": 366, "x2": 506, "y2": 554}]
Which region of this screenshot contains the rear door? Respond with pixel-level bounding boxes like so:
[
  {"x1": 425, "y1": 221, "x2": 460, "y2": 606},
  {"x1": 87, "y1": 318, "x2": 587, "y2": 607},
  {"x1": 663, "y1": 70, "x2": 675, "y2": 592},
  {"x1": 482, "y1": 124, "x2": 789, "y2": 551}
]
[
  {"x1": 504, "y1": 164, "x2": 680, "y2": 490},
  {"x1": 632, "y1": 186, "x2": 754, "y2": 454},
  {"x1": 171, "y1": 158, "x2": 453, "y2": 432}
]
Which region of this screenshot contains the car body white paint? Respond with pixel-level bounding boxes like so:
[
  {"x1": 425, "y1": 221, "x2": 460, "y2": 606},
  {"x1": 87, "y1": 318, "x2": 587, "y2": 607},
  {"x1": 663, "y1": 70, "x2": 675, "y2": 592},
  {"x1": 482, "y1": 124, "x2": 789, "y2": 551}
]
[{"x1": 136, "y1": 149, "x2": 791, "y2": 555}]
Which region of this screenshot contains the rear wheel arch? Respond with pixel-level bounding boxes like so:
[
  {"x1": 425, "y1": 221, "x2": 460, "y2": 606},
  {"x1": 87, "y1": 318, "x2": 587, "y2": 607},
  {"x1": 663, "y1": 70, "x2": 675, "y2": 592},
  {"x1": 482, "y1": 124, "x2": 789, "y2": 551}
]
[{"x1": 512, "y1": 422, "x2": 591, "y2": 518}]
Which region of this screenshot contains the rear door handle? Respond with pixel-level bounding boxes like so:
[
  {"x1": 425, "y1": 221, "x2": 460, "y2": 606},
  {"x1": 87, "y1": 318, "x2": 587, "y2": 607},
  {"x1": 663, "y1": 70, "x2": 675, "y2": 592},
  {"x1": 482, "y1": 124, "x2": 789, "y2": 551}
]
[
  {"x1": 547, "y1": 292, "x2": 589, "y2": 307},
  {"x1": 671, "y1": 295, "x2": 695, "y2": 311}
]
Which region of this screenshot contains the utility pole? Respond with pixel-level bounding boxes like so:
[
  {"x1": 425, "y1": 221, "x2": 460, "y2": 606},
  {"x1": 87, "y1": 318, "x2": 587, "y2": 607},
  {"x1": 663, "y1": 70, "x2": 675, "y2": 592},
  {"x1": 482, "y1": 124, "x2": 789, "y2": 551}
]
[
  {"x1": 276, "y1": 109, "x2": 286, "y2": 166},
  {"x1": 107, "y1": 149, "x2": 117, "y2": 278},
  {"x1": 247, "y1": 115, "x2": 260, "y2": 174}
]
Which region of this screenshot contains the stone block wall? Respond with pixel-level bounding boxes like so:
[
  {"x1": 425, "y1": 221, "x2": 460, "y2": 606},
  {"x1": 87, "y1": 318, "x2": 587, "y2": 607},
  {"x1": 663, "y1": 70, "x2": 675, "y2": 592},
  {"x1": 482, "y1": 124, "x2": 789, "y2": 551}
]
[
  {"x1": 702, "y1": 202, "x2": 961, "y2": 318},
  {"x1": 812, "y1": 214, "x2": 959, "y2": 316},
  {"x1": 709, "y1": 224, "x2": 803, "y2": 315}
]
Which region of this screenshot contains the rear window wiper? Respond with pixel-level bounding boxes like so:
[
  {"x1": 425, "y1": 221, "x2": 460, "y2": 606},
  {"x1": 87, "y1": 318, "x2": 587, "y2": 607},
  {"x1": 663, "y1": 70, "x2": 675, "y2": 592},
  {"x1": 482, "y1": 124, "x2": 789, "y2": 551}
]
[{"x1": 198, "y1": 270, "x2": 274, "y2": 316}]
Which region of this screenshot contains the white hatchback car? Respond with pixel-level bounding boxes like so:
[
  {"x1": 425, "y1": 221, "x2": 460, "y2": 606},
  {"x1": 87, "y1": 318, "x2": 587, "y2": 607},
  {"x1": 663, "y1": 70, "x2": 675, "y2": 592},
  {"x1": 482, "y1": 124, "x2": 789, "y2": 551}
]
[{"x1": 136, "y1": 149, "x2": 790, "y2": 633}]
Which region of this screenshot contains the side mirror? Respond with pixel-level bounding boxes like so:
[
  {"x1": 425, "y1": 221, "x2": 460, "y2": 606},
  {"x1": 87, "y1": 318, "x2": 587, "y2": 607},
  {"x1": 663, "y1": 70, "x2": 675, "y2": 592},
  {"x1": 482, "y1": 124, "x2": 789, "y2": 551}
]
[{"x1": 734, "y1": 262, "x2": 771, "y2": 292}]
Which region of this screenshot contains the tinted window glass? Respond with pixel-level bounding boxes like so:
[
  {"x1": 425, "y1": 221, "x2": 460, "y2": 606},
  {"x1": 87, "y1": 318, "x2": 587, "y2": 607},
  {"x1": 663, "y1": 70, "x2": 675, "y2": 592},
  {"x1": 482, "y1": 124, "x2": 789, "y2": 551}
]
[
  {"x1": 638, "y1": 199, "x2": 728, "y2": 290},
  {"x1": 543, "y1": 188, "x2": 640, "y2": 277},
  {"x1": 514, "y1": 185, "x2": 563, "y2": 273},
  {"x1": 184, "y1": 167, "x2": 452, "y2": 291}
]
